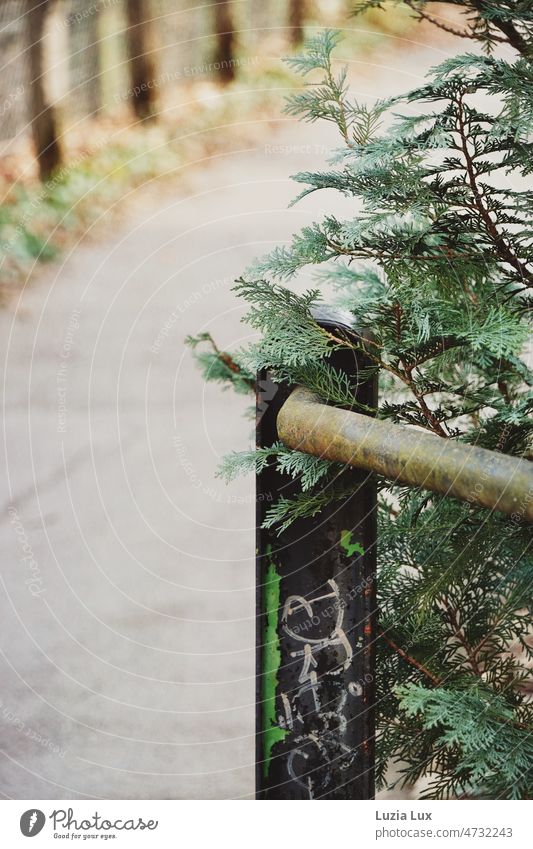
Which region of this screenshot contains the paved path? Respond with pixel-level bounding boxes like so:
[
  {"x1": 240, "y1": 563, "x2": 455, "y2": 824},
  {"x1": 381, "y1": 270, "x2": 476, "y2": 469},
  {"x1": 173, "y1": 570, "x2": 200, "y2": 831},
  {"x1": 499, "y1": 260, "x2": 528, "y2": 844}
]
[{"x1": 0, "y1": 43, "x2": 452, "y2": 799}]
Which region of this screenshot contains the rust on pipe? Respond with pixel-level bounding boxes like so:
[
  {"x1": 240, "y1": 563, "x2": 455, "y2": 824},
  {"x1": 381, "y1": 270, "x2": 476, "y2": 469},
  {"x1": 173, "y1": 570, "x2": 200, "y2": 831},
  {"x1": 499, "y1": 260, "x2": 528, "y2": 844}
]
[{"x1": 277, "y1": 387, "x2": 533, "y2": 522}]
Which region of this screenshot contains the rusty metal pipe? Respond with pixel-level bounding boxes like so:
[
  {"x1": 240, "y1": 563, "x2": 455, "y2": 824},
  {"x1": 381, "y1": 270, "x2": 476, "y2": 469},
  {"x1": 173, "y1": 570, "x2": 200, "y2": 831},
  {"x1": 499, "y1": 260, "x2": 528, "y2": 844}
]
[{"x1": 277, "y1": 387, "x2": 533, "y2": 522}]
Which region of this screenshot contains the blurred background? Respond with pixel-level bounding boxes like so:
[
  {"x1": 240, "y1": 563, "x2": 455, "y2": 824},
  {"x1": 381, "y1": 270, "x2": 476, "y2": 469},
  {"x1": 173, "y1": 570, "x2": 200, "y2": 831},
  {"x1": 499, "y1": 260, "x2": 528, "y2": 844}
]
[
  {"x1": 0, "y1": 1, "x2": 455, "y2": 799},
  {"x1": 0, "y1": 0, "x2": 420, "y2": 295}
]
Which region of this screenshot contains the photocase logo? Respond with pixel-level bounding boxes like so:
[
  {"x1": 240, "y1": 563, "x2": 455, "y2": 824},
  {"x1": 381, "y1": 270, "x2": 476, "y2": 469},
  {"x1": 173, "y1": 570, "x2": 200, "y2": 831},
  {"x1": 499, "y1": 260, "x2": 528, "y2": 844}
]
[{"x1": 20, "y1": 809, "x2": 46, "y2": 837}]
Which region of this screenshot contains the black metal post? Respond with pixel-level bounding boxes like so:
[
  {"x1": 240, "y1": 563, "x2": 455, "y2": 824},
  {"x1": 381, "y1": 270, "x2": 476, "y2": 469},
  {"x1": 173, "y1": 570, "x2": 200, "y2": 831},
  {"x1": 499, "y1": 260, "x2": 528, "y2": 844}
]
[{"x1": 256, "y1": 309, "x2": 378, "y2": 799}]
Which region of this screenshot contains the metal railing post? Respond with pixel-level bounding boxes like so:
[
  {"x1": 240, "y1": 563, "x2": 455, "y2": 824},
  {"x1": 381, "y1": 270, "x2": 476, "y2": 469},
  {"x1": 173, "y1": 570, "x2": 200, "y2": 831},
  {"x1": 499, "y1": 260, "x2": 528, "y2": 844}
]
[{"x1": 255, "y1": 309, "x2": 378, "y2": 799}]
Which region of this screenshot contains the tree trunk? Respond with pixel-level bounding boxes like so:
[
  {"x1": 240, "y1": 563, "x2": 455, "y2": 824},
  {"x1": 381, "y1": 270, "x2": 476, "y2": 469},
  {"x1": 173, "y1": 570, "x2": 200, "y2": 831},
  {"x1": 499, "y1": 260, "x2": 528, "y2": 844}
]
[
  {"x1": 125, "y1": 0, "x2": 157, "y2": 120},
  {"x1": 27, "y1": 0, "x2": 63, "y2": 181},
  {"x1": 213, "y1": 0, "x2": 236, "y2": 84},
  {"x1": 288, "y1": 0, "x2": 306, "y2": 46}
]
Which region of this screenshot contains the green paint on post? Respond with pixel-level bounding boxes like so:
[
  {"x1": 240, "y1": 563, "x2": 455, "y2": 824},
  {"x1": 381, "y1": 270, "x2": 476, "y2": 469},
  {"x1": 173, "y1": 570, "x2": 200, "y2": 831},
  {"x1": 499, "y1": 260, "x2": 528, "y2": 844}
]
[
  {"x1": 262, "y1": 546, "x2": 287, "y2": 778},
  {"x1": 340, "y1": 529, "x2": 365, "y2": 558}
]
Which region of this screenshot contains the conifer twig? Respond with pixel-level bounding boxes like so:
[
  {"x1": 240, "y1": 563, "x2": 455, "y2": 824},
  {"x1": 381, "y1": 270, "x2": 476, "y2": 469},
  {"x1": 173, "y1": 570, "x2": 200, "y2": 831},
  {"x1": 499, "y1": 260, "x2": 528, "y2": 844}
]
[
  {"x1": 471, "y1": 0, "x2": 531, "y2": 56},
  {"x1": 405, "y1": 0, "x2": 478, "y2": 41},
  {"x1": 442, "y1": 599, "x2": 483, "y2": 677},
  {"x1": 202, "y1": 333, "x2": 255, "y2": 389},
  {"x1": 403, "y1": 366, "x2": 449, "y2": 438},
  {"x1": 456, "y1": 94, "x2": 533, "y2": 290}
]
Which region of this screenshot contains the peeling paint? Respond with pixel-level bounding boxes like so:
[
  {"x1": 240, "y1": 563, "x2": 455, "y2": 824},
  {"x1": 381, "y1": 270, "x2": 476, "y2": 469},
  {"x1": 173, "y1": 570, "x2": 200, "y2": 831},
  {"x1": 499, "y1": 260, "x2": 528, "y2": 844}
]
[
  {"x1": 263, "y1": 546, "x2": 287, "y2": 777},
  {"x1": 340, "y1": 529, "x2": 364, "y2": 558}
]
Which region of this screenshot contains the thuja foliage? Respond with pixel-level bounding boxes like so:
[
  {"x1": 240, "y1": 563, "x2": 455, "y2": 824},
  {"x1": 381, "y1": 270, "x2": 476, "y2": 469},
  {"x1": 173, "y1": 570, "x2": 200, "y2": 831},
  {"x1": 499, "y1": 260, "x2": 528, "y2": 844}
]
[{"x1": 189, "y1": 2, "x2": 533, "y2": 798}]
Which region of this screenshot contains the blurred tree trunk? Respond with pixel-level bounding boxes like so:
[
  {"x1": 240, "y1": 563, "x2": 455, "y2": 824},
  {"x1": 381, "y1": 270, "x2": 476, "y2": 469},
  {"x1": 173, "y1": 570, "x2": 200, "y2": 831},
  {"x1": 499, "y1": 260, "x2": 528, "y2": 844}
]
[
  {"x1": 27, "y1": 0, "x2": 63, "y2": 181},
  {"x1": 126, "y1": 0, "x2": 157, "y2": 120},
  {"x1": 213, "y1": 0, "x2": 235, "y2": 84},
  {"x1": 68, "y1": 0, "x2": 101, "y2": 117},
  {"x1": 289, "y1": 0, "x2": 306, "y2": 46}
]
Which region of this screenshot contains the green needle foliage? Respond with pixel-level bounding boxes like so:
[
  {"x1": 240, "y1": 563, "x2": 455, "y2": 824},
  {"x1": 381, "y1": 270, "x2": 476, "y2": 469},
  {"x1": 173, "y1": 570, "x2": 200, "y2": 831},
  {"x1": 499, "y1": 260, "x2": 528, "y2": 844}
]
[
  {"x1": 190, "y1": 2, "x2": 533, "y2": 798},
  {"x1": 218, "y1": 442, "x2": 340, "y2": 491}
]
